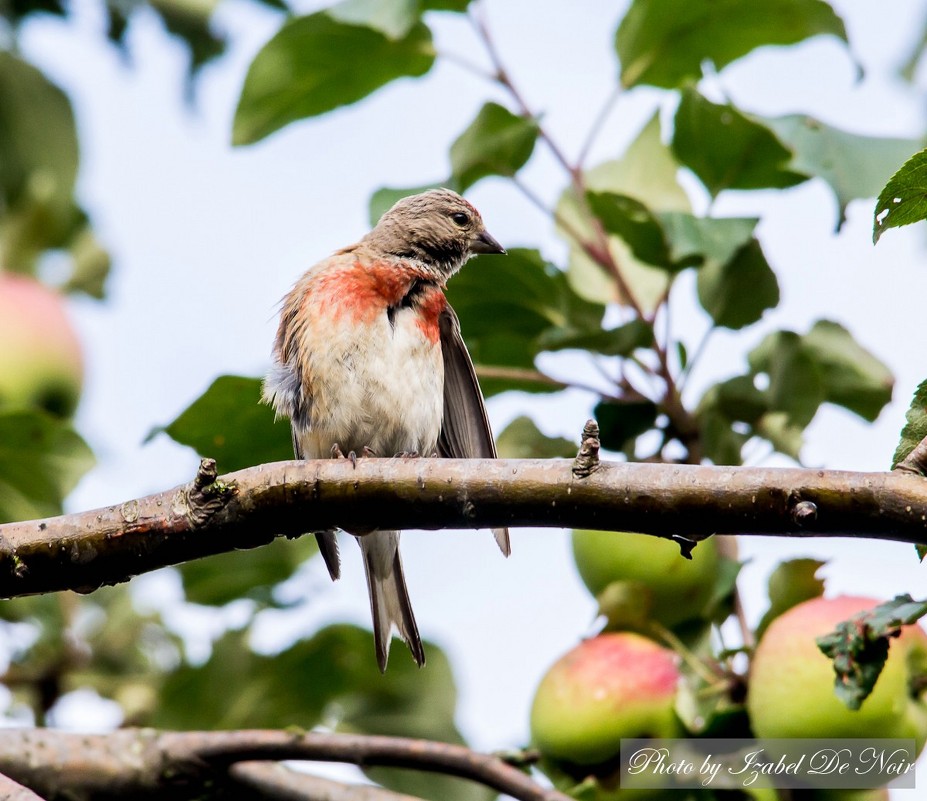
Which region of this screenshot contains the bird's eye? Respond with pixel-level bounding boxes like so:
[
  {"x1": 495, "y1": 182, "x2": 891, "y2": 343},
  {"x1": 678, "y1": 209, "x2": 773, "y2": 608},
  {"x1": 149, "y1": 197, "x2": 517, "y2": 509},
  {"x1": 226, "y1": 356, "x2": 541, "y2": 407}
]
[{"x1": 451, "y1": 211, "x2": 470, "y2": 226}]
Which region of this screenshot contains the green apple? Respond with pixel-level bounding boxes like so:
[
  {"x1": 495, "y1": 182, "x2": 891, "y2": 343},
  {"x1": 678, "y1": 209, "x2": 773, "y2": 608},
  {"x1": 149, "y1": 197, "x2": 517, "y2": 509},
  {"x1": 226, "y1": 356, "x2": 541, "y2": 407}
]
[
  {"x1": 531, "y1": 632, "x2": 681, "y2": 766},
  {"x1": 0, "y1": 273, "x2": 83, "y2": 417},
  {"x1": 748, "y1": 595, "x2": 927, "y2": 752},
  {"x1": 572, "y1": 529, "x2": 721, "y2": 627}
]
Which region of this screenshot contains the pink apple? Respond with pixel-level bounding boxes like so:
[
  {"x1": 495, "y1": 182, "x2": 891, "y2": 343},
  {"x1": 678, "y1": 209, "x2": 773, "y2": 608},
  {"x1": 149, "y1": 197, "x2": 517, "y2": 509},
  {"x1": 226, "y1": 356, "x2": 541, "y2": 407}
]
[
  {"x1": 0, "y1": 273, "x2": 83, "y2": 417},
  {"x1": 748, "y1": 595, "x2": 927, "y2": 752},
  {"x1": 531, "y1": 632, "x2": 681, "y2": 766}
]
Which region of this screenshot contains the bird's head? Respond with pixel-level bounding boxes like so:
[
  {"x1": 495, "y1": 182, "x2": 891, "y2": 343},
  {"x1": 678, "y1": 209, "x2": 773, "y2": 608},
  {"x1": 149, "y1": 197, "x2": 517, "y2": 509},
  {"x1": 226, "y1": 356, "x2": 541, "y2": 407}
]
[{"x1": 366, "y1": 188, "x2": 505, "y2": 278}]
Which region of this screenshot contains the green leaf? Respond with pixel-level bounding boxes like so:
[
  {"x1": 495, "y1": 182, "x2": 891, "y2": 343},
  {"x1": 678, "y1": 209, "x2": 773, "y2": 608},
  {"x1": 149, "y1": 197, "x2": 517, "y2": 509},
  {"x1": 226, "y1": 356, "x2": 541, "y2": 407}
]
[
  {"x1": 616, "y1": 0, "x2": 849, "y2": 89},
  {"x1": 756, "y1": 558, "x2": 826, "y2": 640},
  {"x1": 150, "y1": 0, "x2": 225, "y2": 73},
  {"x1": 816, "y1": 594, "x2": 927, "y2": 710},
  {"x1": 537, "y1": 318, "x2": 652, "y2": 357},
  {"x1": 697, "y1": 239, "x2": 780, "y2": 329},
  {"x1": 708, "y1": 375, "x2": 768, "y2": 424},
  {"x1": 697, "y1": 407, "x2": 748, "y2": 466},
  {"x1": 672, "y1": 89, "x2": 806, "y2": 196},
  {"x1": 594, "y1": 400, "x2": 659, "y2": 452},
  {"x1": 447, "y1": 248, "x2": 603, "y2": 396},
  {"x1": 755, "y1": 411, "x2": 804, "y2": 460},
  {"x1": 893, "y1": 378, "x2": 927, "y2": 468},
  {"x1": 749, "y1": 331, "x2": 825, "y2": 428},
  {"x1": 0, "y1": 51, "x2": 78, "y2": 210},
  {"x1": 177, "y1": 536, "x2": 319, "y2": 607},
  {"x1": 233, "y1": 12, "x2": 435, "y2": 145},
  {"x1": 496, "y1": 416, "x2": 576, "y2": 459},
  {"x1": 558, "y1": 113, "x2": 690, "y2": 309},
  {"x1": 328, "y1": 0, "x2": 419, "y2": 39},
  {"x1": 658, "y1": 213, "x2": 758, "y2": 272},
  {"x1": 422, "y1": 0, "x2": 470, "y2": 9},
  {"x1": 595, "y1": 579, "x2": 653, "y2": 629},
  {"x1": 586, "y1": 191, "x2": 673, "y2": 269},
  {"x1": 449, "y1": 102, "x2": 538, "y2": 191},
  {"x1": 873, "y1": 148, "x2": 927, "y2": 243},
  {"x1": 369, "y1": 183, "x2": 443, "y2": 226},
  {"x1": 0, "y1": 408, "x2": 94, "y2": 522},
  {"x1": 801, "y1": 320, "x2": 893, "y2": 422},
  {"x1": 154, "y1": 375, "x2": 293, "y2": 473},
  {"x1": 761, "y1": 115, "x2": 922, "y2": 228}
]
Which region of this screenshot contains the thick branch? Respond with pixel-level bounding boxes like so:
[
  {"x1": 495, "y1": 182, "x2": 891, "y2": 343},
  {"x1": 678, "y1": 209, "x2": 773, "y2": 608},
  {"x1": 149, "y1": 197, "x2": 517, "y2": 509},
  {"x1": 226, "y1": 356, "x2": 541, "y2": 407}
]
[
  {"x1": 0, "y1": 728, "x2": 567, "y2": 801},
  {"x1": 2, "y1": 457, "x2": 927, "y2": 598}
]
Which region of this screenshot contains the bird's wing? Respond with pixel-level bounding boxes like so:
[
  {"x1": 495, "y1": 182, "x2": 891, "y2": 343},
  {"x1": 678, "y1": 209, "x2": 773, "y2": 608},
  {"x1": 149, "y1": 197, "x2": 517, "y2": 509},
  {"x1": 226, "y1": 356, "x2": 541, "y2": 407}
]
[
  {"x1": 437, "y1": 305, "x2": 511, "y2": 556},
  {"x1": 293, "y1": 430, "x2": 342, "y2": 580}
]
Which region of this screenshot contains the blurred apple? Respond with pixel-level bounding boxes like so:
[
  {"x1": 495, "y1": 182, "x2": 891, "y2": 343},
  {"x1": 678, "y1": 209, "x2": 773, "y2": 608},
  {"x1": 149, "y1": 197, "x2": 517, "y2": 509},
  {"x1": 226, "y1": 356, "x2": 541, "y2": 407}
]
[
  {"x1": 531, "y1": 632, "x2": 681, "y2": 766},
  {"x1": 0, "y1": 272, "x2": 83, "y2": 417},
  {"x1": 572, "y1": 529, "x2": 721, "y2": 627},
  {"x1": 748, "y1": 595, "x2": 927, "y2": 751}
]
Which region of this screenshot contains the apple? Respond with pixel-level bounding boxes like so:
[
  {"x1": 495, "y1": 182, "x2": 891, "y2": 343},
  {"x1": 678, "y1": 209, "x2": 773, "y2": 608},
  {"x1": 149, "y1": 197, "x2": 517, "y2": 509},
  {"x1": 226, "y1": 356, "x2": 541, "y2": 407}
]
[
  {"x1": 531, "y1": 632, "x2": 681, "y2": 766},
  {"x1": 748, "y1": 595, "x2": 927, "y2": 752},
  {"x1": 572, "y1": 529, "x2": 721, "y2": 627},
  {"x1": 0, "y1": 272, "x2": 83, "y2": 417}
]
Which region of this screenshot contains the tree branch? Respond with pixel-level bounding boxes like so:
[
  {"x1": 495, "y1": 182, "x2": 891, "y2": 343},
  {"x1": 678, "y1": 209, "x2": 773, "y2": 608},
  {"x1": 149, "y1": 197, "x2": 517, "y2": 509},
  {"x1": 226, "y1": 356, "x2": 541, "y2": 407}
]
[
  {"x1": 3, "y1": 453, "x2": 927, "y2": 599},
  {"x1": 0, "y1": 772, "x2": 46, "y2": 801},
  {"x1": 228, "y1": 762, "x2": 424, "y2": 801},
  {"x1": 0, "y1": 728, "x2": 568, "y2": 801}
]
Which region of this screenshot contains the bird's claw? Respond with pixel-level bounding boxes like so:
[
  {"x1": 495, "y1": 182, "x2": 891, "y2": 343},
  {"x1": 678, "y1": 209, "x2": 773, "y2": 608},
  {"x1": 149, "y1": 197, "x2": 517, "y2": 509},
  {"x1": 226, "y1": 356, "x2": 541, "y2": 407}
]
[
  {"x1": 331, "y1": 443, "x2": 359, "y2": 469},
  {"x1": 394, "y1": 450, "x2": 420, "y2": 458}
]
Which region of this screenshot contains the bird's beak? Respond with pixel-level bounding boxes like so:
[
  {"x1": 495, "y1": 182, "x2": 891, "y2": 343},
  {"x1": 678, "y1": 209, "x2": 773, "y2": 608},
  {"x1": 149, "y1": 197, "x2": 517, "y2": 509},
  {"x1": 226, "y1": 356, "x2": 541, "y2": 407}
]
[{"x1": 471, "y1": 229, "x2": 506, "y2": 255}]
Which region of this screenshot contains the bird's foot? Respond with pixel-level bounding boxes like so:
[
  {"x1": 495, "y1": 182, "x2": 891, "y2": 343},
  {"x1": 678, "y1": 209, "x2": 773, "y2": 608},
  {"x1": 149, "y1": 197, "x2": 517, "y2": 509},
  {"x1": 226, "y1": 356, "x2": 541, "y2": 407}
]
[
  {"x1": 394, "y1": 450, "x2": 420, "y2": 458},
  {"x1": 362, "y1": 446, "x2": 378, "y2": 458},
  {"x1": 331, "y1": 443, "x2": 358, "y2": 469}
]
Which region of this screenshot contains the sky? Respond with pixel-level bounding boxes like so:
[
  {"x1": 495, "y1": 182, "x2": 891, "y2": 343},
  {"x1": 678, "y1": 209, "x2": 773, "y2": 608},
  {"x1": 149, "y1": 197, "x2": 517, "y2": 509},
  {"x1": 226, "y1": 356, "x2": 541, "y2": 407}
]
[{"x1": 12, "y1": 0, "x2": 927, "y2": 796}]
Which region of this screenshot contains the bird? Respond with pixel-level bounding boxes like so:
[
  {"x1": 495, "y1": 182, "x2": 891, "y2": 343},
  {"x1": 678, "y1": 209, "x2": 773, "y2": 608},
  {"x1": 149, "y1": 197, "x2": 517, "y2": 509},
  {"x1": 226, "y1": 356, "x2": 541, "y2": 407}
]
[{"x1": 262, "y1": 188, "x2": 510, "y2": 671}]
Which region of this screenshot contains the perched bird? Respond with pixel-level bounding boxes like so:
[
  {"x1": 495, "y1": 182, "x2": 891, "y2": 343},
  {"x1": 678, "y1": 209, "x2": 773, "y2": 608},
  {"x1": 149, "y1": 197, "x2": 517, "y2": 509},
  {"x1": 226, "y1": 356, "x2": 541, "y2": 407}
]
[{"x1": 263, "y1": 188, "x2": 510, "y2": 671}]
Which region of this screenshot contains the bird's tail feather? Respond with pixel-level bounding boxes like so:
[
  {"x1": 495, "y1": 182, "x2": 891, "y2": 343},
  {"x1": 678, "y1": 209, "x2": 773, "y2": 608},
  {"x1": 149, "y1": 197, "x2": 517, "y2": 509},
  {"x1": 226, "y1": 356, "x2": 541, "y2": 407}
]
[
  {"x1": 358, "y1": 531, "x2": 425, "y2": 672},
  {"x1": 315, "y1": 530, "x2": 341, "y2": 580}
]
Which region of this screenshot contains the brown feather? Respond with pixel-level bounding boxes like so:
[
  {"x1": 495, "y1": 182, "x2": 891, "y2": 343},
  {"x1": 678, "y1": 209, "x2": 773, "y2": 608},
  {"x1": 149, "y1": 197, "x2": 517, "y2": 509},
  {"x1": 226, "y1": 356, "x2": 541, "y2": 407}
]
[{"x1": 437, "y1": 306, "x2": 511, "y2": 556}]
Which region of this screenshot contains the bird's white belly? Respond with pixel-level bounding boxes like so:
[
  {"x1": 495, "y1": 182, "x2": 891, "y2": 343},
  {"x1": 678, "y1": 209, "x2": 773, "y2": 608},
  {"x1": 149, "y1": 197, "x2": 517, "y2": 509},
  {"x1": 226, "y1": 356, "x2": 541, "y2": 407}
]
[{"x1": 299, "y1": 308, "x2": 444, "y2": 458}]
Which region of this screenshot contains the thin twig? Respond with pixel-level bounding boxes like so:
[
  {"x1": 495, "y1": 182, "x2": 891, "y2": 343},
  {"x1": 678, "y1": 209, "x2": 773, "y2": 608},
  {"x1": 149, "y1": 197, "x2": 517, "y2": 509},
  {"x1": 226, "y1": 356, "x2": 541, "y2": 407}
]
[{"x1": 577, "y1": 84, "x2": 623, "y2": 169}]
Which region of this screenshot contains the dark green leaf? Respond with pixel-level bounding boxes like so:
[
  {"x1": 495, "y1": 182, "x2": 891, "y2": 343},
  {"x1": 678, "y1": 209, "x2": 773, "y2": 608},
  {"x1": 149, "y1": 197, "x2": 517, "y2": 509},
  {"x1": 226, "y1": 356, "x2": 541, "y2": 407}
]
[
  {"x1": 422, "y1": 0, "x2": 470, "y2": 9},
  {"x1": 328, "y1": 0, "x2": 419, "y2": 39},
  {"x1": 447, "y1": 248, "x2": 603, "y2": 396},
  {"x1": 873, "y1": 148, "x2": 927, "y2": 243},
  {"x1": 756, "y1": 558, "x2": 826, "y2": 640},
  {"x1": 762, "y1": 114, "x2": 922, "y2": 228},
  {"x1": 537, "y1": 318, "x2": 652, "y2": 357},
  {"x1": 709, "y1": 375, "x2": 768, "y2": 424},
  {"x1": 233, "y1": 13, "x2": 435, "y2": 145},
  {"x1": 0, "y1": 408, "x2": 94, "y2": 523},
  {"x1": 703, "y1": 555, "x2": 743, "y2": 622},
  {"x1": 496, "y1": 416, "x2": 576, "y2": 459},
  {"x1": 616, "y1": 0, "x2": 849, "y2": 89},
  {"x1": 673, "y1": 89, "x2": 806, "y2": 196},
  {"x1": 449, "y1": 102, "x2": 538, "y2": 191},
  {"x1": 154, "y1": 375, "x2": 292, "y2": 473},
  {"x1": 749, "y1": 331, "x2": 824, "y2": 427},
  {"x1": 918, "y1": 544, "x2": 927, "y2": 562},
  {"x1": 586, "y1": 191, "x2": 674, "y2": 269},
  {"x1": 178, "y1": 536, "x2": 319, "y2": 607},
  {"x1": 594, "y1": 400, "x2": 659, "y2": 451},
  {"x1": 893, "y1": 378, "x2": 927, "y2": 468},
  {"x1": 802, "y1": 320, "x2": 893, "y2": 422},
  {"x1": 697, "y1": 239, "x2": 780, "y2": 329},
  {"x1": 369, "y1": 183, "x2": 444, "y2": 226},
  {"x1": 150, "y1": 0, "x2": 225, "y2": 73},
  {"x1": 816, "y1": 594, "x2": 927, "y2": 710},
  {"x1": 697, "y1": 407, "x2": 747, "y2": 466}
]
